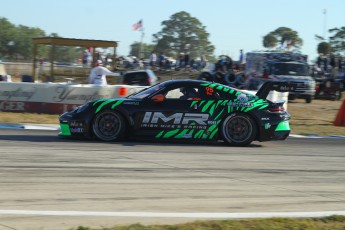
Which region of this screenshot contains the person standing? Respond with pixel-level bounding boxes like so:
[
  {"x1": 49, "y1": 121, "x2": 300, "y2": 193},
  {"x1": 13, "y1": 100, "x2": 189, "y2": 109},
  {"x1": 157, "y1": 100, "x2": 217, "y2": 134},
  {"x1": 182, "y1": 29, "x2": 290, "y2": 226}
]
[
  {"x1": 88, "y1": 60, "x2": 120, "y2": 85},
  {"x1": 149, "y1": 51, "x2": 157, "y2": 68}
]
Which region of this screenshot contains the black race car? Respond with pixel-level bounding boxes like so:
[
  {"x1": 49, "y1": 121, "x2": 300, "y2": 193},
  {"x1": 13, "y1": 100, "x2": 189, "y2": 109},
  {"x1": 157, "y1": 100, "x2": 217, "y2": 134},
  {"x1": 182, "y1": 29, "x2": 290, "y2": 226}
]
[{"x1": 59, "y1": 79, "x2": 294, "y2": 146}]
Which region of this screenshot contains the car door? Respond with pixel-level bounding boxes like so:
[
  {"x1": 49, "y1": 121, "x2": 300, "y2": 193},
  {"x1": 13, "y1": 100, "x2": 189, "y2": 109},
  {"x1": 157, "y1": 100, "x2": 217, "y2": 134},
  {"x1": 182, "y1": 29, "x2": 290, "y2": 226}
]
[{"x1": 131, "y1": 83, "x2": 212, "y2": 139}]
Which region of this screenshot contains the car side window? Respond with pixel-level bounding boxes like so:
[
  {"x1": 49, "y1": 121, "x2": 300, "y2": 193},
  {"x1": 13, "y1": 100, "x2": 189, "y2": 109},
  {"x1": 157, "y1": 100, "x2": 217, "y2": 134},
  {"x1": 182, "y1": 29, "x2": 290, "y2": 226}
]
[{"x1": 165, "y1": 88, "x2": 183, "y2": 99}]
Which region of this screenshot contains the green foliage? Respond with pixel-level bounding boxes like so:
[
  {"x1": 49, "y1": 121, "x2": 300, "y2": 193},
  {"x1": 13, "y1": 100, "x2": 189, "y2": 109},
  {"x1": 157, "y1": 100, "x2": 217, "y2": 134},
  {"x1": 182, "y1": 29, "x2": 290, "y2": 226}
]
[
  {"x1": 0, "y1": 17, "x2": 81, "y2": 62},
  {"x1": 328, "y1": 26, "x2": 345, "y2": 55},
  {"x1": 152, "y1": 11, "x2": 215, "y2": 60},
  {"x1": 0, "y1": 17, "x2": 46, "y2": 61},
  {"x1": 317, "y1": 42, "x2": 332, "y2": 55},
  {"x1": 129, "y1": 42, "x2": 155, "y2": 58},
  {"x1": 263, "y1": 34, "x2": 278, "y2": 49},
  {"x1": 263, "y1": 27, "x2": 303, "y2": 51}
]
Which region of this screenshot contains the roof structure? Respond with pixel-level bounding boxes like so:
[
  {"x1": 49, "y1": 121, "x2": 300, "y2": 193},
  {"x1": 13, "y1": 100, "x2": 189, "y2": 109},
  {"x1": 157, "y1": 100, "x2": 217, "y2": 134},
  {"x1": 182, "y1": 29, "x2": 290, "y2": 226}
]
[{"x1": 31, "y1": 37, "x2": 118, "y2": 82}]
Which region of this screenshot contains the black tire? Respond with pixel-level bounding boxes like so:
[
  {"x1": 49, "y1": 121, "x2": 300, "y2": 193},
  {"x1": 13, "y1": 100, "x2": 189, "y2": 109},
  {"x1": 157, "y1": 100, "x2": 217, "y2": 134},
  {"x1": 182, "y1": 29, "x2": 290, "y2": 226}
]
[
  {"x1": 221, "y1": 114, "x2": 257, "y2": 146},
  {"x1": 305, "y1": 96, "x2": 312, "y2": 103},
  {"x1": 224, "y1": 73, "x2": 236, "y2": 85},
  {"x1": 92, "y1": 110, "x2": 126, "y2": 141}
]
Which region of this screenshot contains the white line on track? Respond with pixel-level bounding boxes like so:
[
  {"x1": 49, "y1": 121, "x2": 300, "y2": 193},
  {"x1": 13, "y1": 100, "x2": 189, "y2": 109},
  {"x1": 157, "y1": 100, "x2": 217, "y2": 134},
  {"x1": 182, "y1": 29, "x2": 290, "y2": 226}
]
[{"x1": 0, "y1": 210, "x2": 344, "y2": 218}]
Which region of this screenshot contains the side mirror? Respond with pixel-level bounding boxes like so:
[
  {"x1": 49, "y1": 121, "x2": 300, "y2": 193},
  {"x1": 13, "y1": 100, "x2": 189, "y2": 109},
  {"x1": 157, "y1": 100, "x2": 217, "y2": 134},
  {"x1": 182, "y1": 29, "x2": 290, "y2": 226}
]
[{"x1": 151, "y1": 94, "x2": 165, "y2": 103}]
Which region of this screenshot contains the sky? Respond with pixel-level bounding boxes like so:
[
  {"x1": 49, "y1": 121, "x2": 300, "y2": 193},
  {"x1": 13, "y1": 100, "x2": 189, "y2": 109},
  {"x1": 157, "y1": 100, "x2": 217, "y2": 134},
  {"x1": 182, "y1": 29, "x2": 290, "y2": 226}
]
[{"x1": 1, "y1": 0, "x2": 344, "y2": 62}]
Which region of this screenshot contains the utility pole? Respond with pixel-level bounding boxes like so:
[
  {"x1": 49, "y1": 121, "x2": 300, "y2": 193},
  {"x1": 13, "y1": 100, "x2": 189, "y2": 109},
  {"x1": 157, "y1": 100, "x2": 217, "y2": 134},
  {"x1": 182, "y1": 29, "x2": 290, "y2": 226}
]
[
  {"x1": 323, "y1": 9, "x2": 327, "y2": 39},
  {"x1": 139, "y1": 29, "x2": 145, "y2": 59}
]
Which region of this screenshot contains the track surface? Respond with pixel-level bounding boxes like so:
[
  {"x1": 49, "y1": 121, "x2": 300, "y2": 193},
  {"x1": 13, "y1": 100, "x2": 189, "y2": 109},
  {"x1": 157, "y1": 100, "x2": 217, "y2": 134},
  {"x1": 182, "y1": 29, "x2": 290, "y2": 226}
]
[{"x1": 0, "y1": 129, "x2": 344, "y2": 230}]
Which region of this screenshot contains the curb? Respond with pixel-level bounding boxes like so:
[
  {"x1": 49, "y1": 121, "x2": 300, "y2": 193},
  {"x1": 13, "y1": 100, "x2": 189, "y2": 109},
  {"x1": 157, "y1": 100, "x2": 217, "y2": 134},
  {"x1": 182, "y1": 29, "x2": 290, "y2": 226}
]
[{"x1": 0, "y1": 123, "x2": 59, "y2": 131}]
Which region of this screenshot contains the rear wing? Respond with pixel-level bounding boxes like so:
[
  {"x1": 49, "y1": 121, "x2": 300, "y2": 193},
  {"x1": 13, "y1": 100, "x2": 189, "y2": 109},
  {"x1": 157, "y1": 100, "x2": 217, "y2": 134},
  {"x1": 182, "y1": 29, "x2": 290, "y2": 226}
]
[{"x1": 255, "y1": 81, "x2": 297, "y2": 99}]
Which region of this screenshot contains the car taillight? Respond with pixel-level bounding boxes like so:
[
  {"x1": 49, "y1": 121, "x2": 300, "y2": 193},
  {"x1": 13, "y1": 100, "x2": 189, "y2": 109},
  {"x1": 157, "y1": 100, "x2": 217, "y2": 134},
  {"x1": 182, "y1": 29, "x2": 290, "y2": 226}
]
[{"x1": 268, "y1": 106, "x2": 285, "y2": 113}]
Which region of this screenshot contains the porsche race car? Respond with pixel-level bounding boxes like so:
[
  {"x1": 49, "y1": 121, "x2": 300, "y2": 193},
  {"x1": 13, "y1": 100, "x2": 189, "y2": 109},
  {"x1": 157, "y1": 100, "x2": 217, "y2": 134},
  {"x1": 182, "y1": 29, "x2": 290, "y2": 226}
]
[{"x1": 59, "y1": 79, "x2": 294, "y2": 146}]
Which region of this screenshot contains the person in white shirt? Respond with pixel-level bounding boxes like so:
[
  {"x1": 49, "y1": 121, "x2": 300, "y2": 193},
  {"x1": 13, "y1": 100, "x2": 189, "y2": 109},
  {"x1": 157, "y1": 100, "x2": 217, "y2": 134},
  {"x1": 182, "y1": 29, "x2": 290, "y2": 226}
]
[{"x1": 88, "y1": 60, "x2": 120, "y2": 85}]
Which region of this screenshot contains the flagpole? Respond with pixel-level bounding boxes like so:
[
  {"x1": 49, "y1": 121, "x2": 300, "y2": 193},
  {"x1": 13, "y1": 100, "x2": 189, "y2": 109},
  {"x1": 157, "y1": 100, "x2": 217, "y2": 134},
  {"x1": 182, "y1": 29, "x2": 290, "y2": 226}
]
[{"x1": 139, "y1": 29, "x2": 145, "y2": 59}]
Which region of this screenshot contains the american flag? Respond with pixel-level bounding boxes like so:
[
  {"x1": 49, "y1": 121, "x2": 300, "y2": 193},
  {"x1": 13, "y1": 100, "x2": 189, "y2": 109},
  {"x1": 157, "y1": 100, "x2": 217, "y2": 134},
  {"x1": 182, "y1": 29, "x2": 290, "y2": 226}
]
[{"x1": 132, "y1": 20, "x2": 143, "y2": 31}]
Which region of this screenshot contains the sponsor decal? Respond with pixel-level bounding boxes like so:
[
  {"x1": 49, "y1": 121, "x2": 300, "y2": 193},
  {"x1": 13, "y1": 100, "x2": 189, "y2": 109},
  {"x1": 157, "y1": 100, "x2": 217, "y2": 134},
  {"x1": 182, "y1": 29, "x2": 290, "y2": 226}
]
[
  {"x1": 142, "y1": 112, "x2": 209, "y2": 130},
  {"x1": 69, "y1": 121, "x2": 84, "y2": 133},
  {"x1": 0, "y1": 101, "x2": 25, "y2": 111},
  {"x1": 70, "y1": 121, "x2": 83, "y2": 127},
  {"x1": 261, "y1": 117, "x2": 270, "y2": 121},
  {"x1": 123, "y1": 101, "x2": 140, "y2": 105},
  {"x1": 70, "y1": 127, "x2": 83, "y2": 133},
  {"x1": 0, "y1": 87, "x2": 36, "y2": 100},
  {"x1": 53, "y1": 87, "x2": 112, "y2": 103},
  {"x1": 264, "y1": 123, "x2": 271, "y2": 129},
  {"x1": 237, "y1": 94, "x2": 248, "y2": 103},
  {"x1": 227, "y1": 102, "x2": 254, "y2": 107}
]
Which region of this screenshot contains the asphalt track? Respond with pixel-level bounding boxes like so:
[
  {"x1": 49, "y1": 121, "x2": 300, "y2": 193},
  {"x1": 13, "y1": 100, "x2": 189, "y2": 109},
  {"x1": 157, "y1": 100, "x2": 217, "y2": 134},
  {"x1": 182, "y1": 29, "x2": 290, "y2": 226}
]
[{"x1": 0, "y1": 128, "x2": 344, "y2": 230}]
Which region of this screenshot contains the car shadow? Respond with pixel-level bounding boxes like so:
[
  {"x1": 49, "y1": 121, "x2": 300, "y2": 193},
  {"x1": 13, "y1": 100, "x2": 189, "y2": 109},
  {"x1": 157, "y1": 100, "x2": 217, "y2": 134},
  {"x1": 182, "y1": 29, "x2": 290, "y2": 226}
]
[{"x1": 0, "y1": 134, "x2": 263, "y2": 148}]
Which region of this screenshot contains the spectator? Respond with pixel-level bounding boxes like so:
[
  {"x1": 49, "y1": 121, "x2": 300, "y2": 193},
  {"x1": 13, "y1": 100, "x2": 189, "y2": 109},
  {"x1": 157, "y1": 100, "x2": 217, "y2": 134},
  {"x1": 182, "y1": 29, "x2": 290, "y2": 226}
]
[
  {"x1": 184, "y1": 52, "x2": 190, "y2": 68},
  {"x1": 0, "y1": 74, "x2": 12, "y2": 82},
  {"x1": 149, "y1": 51, "x2": 157, "y2": 68},
  {"x1": 330, "y1": 54, "x2": 338, "y2": 77},
  {"x1": 88, "y1": 60, "x2": 120, "y2": 85},
  {"x1": 82, "y1": 50, "x2": 91, "y2": 67},
  {"x1": 158, "y1": 53, "x2": 165, "y2": 69},
  {"x1": 239, "y1": 49, "x2": 245, "y2": 64}
]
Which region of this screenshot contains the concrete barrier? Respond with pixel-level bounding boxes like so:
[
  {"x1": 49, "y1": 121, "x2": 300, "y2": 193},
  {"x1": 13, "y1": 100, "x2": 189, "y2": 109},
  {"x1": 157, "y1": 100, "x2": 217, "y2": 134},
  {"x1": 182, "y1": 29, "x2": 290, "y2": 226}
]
[{"x1": 0, "y1": 82, "x2": 145, "y2": 114}]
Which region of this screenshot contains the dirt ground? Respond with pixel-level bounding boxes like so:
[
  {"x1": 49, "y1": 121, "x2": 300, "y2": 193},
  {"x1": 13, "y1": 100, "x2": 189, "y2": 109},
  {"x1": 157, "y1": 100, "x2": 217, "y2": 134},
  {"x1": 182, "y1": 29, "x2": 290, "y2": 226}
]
[{"x1": 287, "y1": 95, "x2": 345, "y2": 136}]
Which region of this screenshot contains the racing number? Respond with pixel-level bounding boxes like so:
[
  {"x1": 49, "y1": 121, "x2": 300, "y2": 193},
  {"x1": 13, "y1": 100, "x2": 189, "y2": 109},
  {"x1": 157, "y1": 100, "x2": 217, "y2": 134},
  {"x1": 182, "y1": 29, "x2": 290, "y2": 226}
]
[{"x1": 205, "y1": 87, "x2": 214, "y2": 96}]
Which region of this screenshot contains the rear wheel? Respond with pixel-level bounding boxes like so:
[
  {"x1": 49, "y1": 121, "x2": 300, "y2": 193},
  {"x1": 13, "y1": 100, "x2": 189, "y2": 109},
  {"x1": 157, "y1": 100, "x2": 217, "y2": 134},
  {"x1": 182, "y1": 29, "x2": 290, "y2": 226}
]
[
  {"x1": 221, "y1": 114, "x2": 257, "y2": 146},
  {"x1": 92, "y1": 110, "x2": 126, "y2": 141}
]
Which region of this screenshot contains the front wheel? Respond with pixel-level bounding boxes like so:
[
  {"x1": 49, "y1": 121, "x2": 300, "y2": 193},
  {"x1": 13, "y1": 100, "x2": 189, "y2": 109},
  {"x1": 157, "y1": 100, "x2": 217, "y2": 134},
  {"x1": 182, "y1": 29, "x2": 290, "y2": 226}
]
[
  {"x1": 92, "y1": 110, "x2": 126, "y2": 141},
  {"x1": 221, "y1": 114, "x2": 257, "y2": 146}
]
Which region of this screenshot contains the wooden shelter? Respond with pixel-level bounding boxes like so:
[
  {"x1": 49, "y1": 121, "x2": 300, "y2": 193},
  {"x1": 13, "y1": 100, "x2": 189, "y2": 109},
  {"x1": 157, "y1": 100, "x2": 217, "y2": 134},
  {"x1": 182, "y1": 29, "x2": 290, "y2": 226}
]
[{"x1": 32, "y1": 37, "x2": 118, "y2": 82}]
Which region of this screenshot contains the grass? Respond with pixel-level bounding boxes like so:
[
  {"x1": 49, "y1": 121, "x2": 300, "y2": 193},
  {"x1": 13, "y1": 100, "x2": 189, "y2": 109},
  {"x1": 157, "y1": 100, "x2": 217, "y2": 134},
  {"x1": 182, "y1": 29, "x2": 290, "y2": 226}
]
[
  {"x1": 71, "y1": 216, "x2": 345, "y2": 230},
  {"x1": 287, "y1": 97, "x2": 345, "y2": 136}
]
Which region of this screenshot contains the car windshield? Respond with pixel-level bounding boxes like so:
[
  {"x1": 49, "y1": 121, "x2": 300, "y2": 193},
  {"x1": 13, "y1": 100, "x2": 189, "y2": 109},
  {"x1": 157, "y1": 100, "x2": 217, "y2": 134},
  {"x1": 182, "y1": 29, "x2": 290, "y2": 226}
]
[
  {"x1": 127, "y1": 82, "x2": 164, "y2": 99},
  {"x1": 272, "y1": 63, "x2": 309, "y2": 76}
]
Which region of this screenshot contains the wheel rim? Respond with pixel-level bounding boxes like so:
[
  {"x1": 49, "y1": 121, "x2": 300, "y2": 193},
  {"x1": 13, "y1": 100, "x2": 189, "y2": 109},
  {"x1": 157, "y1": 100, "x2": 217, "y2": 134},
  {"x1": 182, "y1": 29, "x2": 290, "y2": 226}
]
[
  {"x1": 224, "y1": 116, "x2": 252, "y2": 143},
  {"x1": 93, "y1": 112, "x2": 122, "y2": 141}
]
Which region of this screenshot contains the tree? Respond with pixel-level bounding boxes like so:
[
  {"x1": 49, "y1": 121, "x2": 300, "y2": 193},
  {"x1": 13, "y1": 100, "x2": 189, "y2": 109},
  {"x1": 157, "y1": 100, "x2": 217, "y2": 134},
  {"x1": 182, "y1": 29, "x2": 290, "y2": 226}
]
[
  {"x1": 262, "y1": 34, "x2": 278, "y2": 49},
  {"x1": 152, "y1": 11, "x2": 215, "y2": 60},
  {"x1": 15, "y1": 25, "x2": 46, "y2": 60},
  {"x1": 317, "y1": 42, "x2": 332, "y2": 55},
  {"x1": 129, "y1": 42, "x2": 155, "y2": 58},
  {"x1": 315, "y1": 27, "x2": 345, "y2": 56},
  {"x1": 328, "y1": 27, "x2": 345, "y2": 55},
  {"x1": 263, "y1": 27, "x2": 303, "y2": 51},
  {"x1": 0, "y1": 18, "x2": 17, "y2": 60}
]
